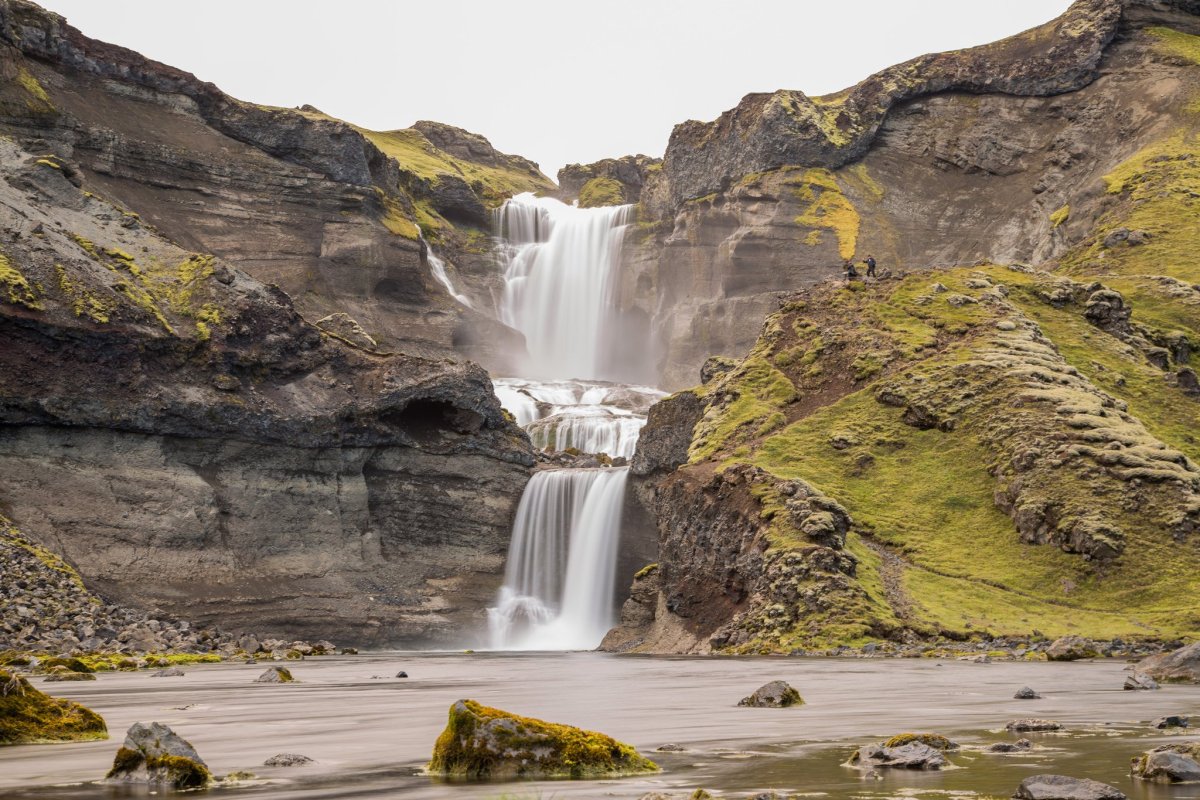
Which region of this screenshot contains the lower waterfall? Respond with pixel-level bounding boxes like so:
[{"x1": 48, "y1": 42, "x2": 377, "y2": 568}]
[{"x1": 487, "y1": 467, "x2": 629, "y2": 650}]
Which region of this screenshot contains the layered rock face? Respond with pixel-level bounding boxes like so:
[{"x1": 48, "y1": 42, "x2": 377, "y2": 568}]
[
  {"x1": 0, "y1": 116, "x2": 533, "y2": 645},
  {"x1": 558, "y1": 0, "x2": 1200, "y2": 388},
  {"x1": 0, "y1": 0, "x2": 554, "y2": 371}
]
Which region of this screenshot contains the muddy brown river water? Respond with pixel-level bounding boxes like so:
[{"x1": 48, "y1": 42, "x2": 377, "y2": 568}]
[{"x1": 2, "y1": 652, "x2": 1198, "y2": 799}]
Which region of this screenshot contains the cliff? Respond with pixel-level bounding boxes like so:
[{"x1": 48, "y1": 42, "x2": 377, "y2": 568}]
[
  {"x1": 589, "y1": 0, "x2": 1200, "y2": 388},
  {"x1": 0, "y1": 0, "x2": 555, "y2": 373},
  {"x1": 0, "y1": 2, "x2": 539, "y2": 645},
  {"x1": 607, "y1": 0, "x2": 1200, "y2": 652}
]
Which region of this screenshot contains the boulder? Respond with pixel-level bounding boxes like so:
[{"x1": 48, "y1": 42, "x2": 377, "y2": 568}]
[
  {"x1": 254, "y1": 666, "x2": 295, "y2": 683},
  {"x1": 44, "y1": 671, "x2": 96, "y2": 682},
  {"x1": 151, "y1": 668, "x2": 185, "y2": 678},
  {"x1": 737, "y1": 680, "x2": 804, "y2": 708},
  {"x1": 1132, "y1": 744, "x2": 1200, "y2": 783},
  {"x1": 987, "y1": 738, "x2": 1034, "y2": 753},
  {"x1": 105, "y1": 722, "x2": 211, "y2": 789},
  {"x1": 264, "y1": 753, "x2": 314, "y2": 767},
  {"x1": 1015, "y1": 686, "x2": 1042, "y2": 699},
  {"x1": 396, "y1": 671, "x2": 408, "y2": 678},
  {"x1": 850, "y1": 742, "x2": 949, "y2": 770},
  {"x1": 1007, "y1": 719, "x2": 1063, "y2": 732},
  {"x1": 1046, "y1": 636, "x2": 1100, "y2": 661},
  {"x1": 1137, "y1": 642, "x2": 1200, "y2": 683},
  {"x1": 427, "y1": 699, "x2": 659, "y2": 779},
  {"x1": 1124, "y1": 672, "x2": 1159, "y2": 691},
  {"x1": 1152, "y1": 715, "x2": 1189, "y2": 729},
  {"x1": 0, "y1": 669, "x2": 108, "y2": 744},
  {"x1": 1013, "y1": 774, "x2": 1126, "y2": 799}
]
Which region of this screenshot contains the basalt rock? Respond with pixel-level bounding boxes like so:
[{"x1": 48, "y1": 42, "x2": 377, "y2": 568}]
[
  {"x1": 850, "y1": 741, "x2": 949, "y2": 770},
  {"x1": 1132, "y1": 743, "x2": 1200, "y2": 783},
  {"x1": 737, "y1": 680, "x2": 803, "y2": 708},
  {"x1": 1013, "y1": 774, "x2": 1126, "y2": 800}
]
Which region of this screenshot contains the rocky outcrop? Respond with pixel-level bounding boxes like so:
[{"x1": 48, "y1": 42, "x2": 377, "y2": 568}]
[
  {"x1": 0, "y1": 126, "x2": 533, "y2": 647},
  {"x1": 558, "y1": 155, "x2": 661, "y2": 207},
  {"x1": 0, "y1": 668, "x2": 107, "y2": 743},
  {"x1": 427, "y1": 699, "x2": 659, "y2": 780},
  {"x1": 737, "y1": 680, "x2": 803, "y2": 708},
  {"x1": 1137, "y1": 642, "x2": 1200, "y2": 682}
]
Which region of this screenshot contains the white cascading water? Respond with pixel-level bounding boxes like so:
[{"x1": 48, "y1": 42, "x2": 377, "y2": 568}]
[
  {"x1": 486, "y1": 194, "x2": 662, "y2": 651},
  {"x1": 420, "y1": 233, "x2": 473, "y2": 308},
  {"x1": 495, "y1": 193, "x2": 633, "y2": 381}
]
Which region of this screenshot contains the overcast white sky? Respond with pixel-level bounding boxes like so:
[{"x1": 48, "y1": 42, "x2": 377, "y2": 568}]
[{"x1": 39, "y1": 1, "x2": 1074, "y2": 181}]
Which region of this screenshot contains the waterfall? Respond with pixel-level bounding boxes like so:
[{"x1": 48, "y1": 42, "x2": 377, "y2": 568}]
[
  {"x1": 486, "y1": 193, "x2": 659, "y2": 652},
  {"x1": 495, "y1": 193, "x2": 633, "y2": 381},
  {"x1": 487, "y1": 468, "x2": 629, "y2": 650},
  {"x1": 421, "y1": 234, "x2": 473, "y2": 309}
]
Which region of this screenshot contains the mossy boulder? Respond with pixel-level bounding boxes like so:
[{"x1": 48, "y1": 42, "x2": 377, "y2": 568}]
[
  {"x1": 0, "y1": 669, "x2": 107, "y2": 744},
  {"x1": 1132, "y1": 743, "x2": 1200, "y2": 783},
  {"x1": 34, "y1": 657, "x2": 95, "y2": 674},
  {"x1": 105, "y1": 722, "x2": 211, "y2": 789},
  {"x1": 44, "y1": 670, "x2": 96, "y2": 682},
  {"x1": 427, "y1": 699, "x2": 659, "y2": 780},
  {"x1": 1046, "y1": 636, "x2": 1101, "y2": 662},
  {"x1": 254, "y1": 666, "x2": 294, "y2": 683},
  {"x1": 882, "y1": 733, "x2": 958, "y2": 751},
  {"x1": 737, "y1": 680, "x2": 804, "y2": 708}
]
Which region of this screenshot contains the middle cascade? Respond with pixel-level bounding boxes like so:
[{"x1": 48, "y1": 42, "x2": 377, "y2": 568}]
[{"x1": 487, "y1": 194, "x2": 663, "y2": 651}]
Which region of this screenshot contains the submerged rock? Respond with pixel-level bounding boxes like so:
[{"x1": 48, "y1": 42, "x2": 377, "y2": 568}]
[
  {"x1": 1124, "y1": 672, "x2": 1159, "y2": 691},
  {"x1": 1007, "y1": 719, "x2": 1063, "y2": 732},
  {"x1": 254, "y1": 666, "x2": 295, "y2": 683},
  {"x1": 1152, "y1": 715, "x2": 1189, "y2": 729},
  {"x1": 1015, "y1": 686, "x2": 1042, "y2": 699},
  {"x1": 987, "y1": 738, "x2": 1034, "y2": 753},
  {"x1": 737, "y1": 680, "x2": 804, "y2": 708},
  {"x1": 151, "y1": 668, "x2": 185, "y2": 678},
  {"x1": 850, "y1": 741, "x2": 949, "y2": 770},
  {"x1": 105, "y1": 722, "x2": 211, "y2": 789},
  {"x1": 264, "y1": 753, "x2": 314, "y2": 767},
  {"x1": 427, "y1": 699, "x2": 659, "y2": 779},
  {"x1": 1137, "y1": 642, "x2": 1200, "y2": 683},
  {"x1": 1132, "y1": 743, "x2": 1200, "y2": 783},
  {"x1": 1013, "y1": 774, "x2": 1126, "y2": 800},
  {"x1": 0, "y1": 669, "x2": 108, "y2": 744},
  {"x1": 44, "y1": 671, "x2": 96, "y2": 682}
]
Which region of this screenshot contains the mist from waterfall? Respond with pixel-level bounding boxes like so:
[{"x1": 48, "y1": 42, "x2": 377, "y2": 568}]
[{"x1": 495, "y1": 193, "x2": 633, "y2": 381}]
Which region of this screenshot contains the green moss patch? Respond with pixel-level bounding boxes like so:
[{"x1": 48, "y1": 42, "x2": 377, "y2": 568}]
[
  {"x1": 428, "y1": 699, "x2": 658, "y2": 780},
  {"x1": 578, "y1": 177, "x2": 625, "y2": 208}
]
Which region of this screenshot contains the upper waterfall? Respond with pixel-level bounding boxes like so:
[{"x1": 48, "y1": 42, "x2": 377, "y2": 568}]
[{"x1": 495, "y1": 194, "x2": 634, "y2": 381}]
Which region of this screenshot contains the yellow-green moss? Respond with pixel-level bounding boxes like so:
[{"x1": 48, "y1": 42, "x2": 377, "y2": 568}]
[
  {"x1": 577, "y1": 177, "x2": 625, "y2": 208},
  {"x1": 634, "y1": 563, "x2": 659, "y2": 580},
  {"x1": 1050, "y1": 204, "x2": 1070, "y2": 227},
  {"x1": 16, "y1": 67, "x2": 54, "y2": 114},
  {"x1": 428, "y1": 699, "x2": 658, "y2": 780},
  {"x1": 792, "y1": 169, "x2": 860, "y2": 260},
  {"x1": 105, "y1": 748, "x2": 212, "y2": 788},
  {"x1": 1147, "y1": 26, "x2": 1200, "y2": 65},
  {"x1": 882, "y1": 733, "x2": 955, "y2": 750},
  {"x1": 0, "y1": 670, "x2": 108, "y2": 744},
  {"x1": 0, "y1": 251, "x2": 42, "y2": 310}
]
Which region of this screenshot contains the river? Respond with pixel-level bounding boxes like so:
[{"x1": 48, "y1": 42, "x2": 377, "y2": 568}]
[{"x1": 3, "y1": 653, "x2": 1198, "y2": 799}]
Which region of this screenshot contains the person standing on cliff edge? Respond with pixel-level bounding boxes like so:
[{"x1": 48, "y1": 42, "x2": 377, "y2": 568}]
[{"x1": 863, "y1": 254, "x2": 877, "y2": 278}]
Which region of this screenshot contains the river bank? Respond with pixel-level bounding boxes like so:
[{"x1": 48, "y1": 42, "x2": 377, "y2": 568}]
[{"x1": 3, "y1": 652, "x2": 1197, "y2": 799}]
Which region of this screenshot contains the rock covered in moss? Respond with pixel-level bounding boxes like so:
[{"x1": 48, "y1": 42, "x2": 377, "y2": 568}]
[
  {"x1": 254, "y1": 666, "x2": 294, "y2": 683},
  {"x1": 1014, "y1": 774, "x2": 1126, "y2": 800},
  {"x1": 1132, "y1": 743, "x2": 1200, "y2": 783},
  {"x1": 0, "y1": 669, "x2": 108, "y2": 744},
  {"x1": 427, "y1": 699, "x2": 659, "y2": 779},
  {"x1": 105, "y1": 722, "x2": 210, "y2": 788},
  {"x1": 881, "y1": 733, "x2": 958, "y2": 751},
  {"x1": 44, "y1": 670, "x2": 96, "y2": 681},
  {"x1": 1137, "y1": 642, "x2": 1200, "y2": 683},
  {"x1": 737, "y1": 680, "x2": 804, "y2": 708},
  {"x1": 1046, "y1": 635, "x2": 1101, "y2": 661}
]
